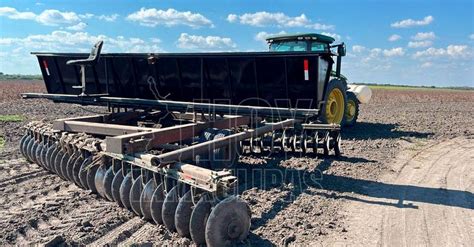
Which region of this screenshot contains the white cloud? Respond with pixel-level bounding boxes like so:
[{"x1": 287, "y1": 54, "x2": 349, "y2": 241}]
[
  {"x1": 0, "y1": 7, "x2": 117, "y2": 26},
  {"x1": 358, "y1": 47, "x2": 404, "y2": 62},
  {"x1": 227, "y1": 11, "x2": 334, "y2": 30},
  {"x1": 388, "y1": 34, "x2": 401, "y2": 42},
  {"x1": 36, "y1": 9, "x2": 81, "y2": 26},
  {"x1": 408, "y1": 40, "x2": 433, "y2": 48},
  {"x1": 66, "y1": 22, "x2": 87, "y2": 31},
  {"x1": 0, "y1": 31, "x2": 163, "y2": 53},
  {"x1": 254, "y1": 31, "x2": 287, "y2": 43},
  {"x1": 412, "y1": 32, "x2": 436, "y2": 40},
  {"x1": 177, "y1": 33, "x2": 236, "y2": 50},
  {"x1": 352, "y1": 45, "x2": 366, "y2": 53},
  {"x1": 98, "y1": 14, "x2": 119, "y2": 22},
  {"x1": 227, "y1": 14, "x2": 238, "y2": 23},
  {"x1": 127, "y1": 8, "x2": 212, "y2": 28},
  {"x1": 0, "y1": 7, "x2": 36, "y2": 20},
  {"x1": 383, "y1": 47, "x2": 405, "y2": 57},
  {"x1": 469, "y1": 34, "x2": 474, "y2": 40},
  {"x1": 321, "y1": 32, "x2": 341, "y2": 41},
  {"x1": 391, "y1": 15, "x2": 434, "y2": 28},
  {"x1": 79, "y1": 13, "x2": 94, "y2": 19},
  {"x1": 420, "y1": 62, "x2": 432, "y2": 68},
  {"x1": 413, "y1": 45, "x2": 470, "y2": 59}
]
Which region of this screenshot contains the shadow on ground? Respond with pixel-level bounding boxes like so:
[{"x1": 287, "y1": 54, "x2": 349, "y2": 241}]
[
  {"x1": 343, "y1": 122, "x2": 433, "y2": 140},
  {"x1": 237, "y1": 154, "x2": 473, "y2": 245}
]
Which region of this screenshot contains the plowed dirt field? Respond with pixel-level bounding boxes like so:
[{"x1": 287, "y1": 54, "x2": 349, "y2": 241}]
[{"x1": 0, "y1": 81, "x2": 473, "y2": 246}]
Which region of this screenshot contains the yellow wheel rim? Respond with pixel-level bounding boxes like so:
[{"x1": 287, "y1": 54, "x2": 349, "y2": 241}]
[
  {"x1": 345, "y1": 99, "x2": 356, "y2": 122},
  {"x1": 325, "y1": 88, "x2": 345, "y2": 124}
]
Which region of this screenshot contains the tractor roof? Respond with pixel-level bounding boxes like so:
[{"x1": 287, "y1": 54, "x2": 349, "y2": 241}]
[{"x1": 265, "y1": 33, "x2": 335, "y2": 44}]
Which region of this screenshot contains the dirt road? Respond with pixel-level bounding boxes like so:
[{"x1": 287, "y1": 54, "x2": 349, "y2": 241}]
[{"x1": 324, "y1": 137, "x2": 474, "y2": 246}]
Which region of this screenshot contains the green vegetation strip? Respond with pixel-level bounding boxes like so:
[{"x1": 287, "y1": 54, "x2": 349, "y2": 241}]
[
  {"x1": 0, "y1": 136, "x2": 4, "y2": 149},
  {"x1": 0, "y1": 115, "x2": 24, "y2": 122},
  {"x1": 0, "y1": 73, "x2": 42, "y2": 81},
  {"x1": 353, "y1": 83, "x2": 473, "y2": 91}
]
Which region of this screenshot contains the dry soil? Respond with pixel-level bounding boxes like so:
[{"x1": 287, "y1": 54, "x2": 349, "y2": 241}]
[{"x1": 0, "y1": 81, "x2": 473, "y2": 246}]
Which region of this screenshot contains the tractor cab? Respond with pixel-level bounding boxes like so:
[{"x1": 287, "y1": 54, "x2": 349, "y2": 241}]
[
  {"x1": 266, "y1": 33, "x2": 371, "y2": 127},
  {"x1": 266, "y1": 33, "x2": 336, "y2": 53},
  {"x1": 266, "y1": 33, "x2": 337, "y2": 54},
  {"x1": 266, "y1": 33, "x2": 346, "y2": 80}
]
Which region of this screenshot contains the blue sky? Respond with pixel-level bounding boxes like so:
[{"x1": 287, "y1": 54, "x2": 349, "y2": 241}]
[{"x1": 0, "y1": 0, "x2": 473, "y2": 87}]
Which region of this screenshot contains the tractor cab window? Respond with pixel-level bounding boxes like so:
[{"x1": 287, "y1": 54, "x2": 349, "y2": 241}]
[
  {"x1": 269, "y1": 41, "x2": 307, "y2": 52},
  {"x1": 311, "y1": 42, "x2": 328, "y2": 52}
]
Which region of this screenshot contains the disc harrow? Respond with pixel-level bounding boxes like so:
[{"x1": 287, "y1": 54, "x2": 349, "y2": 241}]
[{"x1": 19, "y1": 111, "x2": 341, "y2": 246}]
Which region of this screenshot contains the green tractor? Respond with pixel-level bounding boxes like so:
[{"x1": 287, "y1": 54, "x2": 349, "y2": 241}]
[{"x1": 266, "y1": 33, "x2": 372, "y2": 126}]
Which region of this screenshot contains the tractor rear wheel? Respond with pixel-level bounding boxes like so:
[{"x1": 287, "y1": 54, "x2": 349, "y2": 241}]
[
  {"x1": 320, "y1": 79, "x2": 347, "y2": 125},
  {"x1": 344, "y1": 92, "x2": 359, "y2": 127}
]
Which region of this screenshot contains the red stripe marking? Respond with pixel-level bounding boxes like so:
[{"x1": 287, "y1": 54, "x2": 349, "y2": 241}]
[
  {"x1": 42, "y1": 60, "x2": 48, "y2": 69},
  {"x1": 303, "y1": 59, "x2": 309, "y2": 70}
]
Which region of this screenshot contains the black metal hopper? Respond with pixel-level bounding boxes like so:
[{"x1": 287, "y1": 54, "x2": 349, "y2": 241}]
[{"x1": 32, "y1": 51, "x2": 333, "y2": 114}]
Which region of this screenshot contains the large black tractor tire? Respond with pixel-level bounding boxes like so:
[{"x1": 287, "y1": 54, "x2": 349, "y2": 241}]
[
  {"x1": 320, "y1": 79, "x2": 347, "y2": 126},
  {"x1": 344, "y1": 92, "x2": 359, "y2": 127}
]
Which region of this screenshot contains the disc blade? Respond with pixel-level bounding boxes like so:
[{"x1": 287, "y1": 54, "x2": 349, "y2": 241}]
[
  {"x1": 119, "y1": 171, "x2": 133, "y2": 209},
  {"x1": 49, "y1": 144, "x2": 60, "y2": 175},
  {"x1": 102, "y1": 166, "x2": 115, "y2": 201},
  {"x1": 54, "y1": 150, "x2": 66, "y2": 180},
  {"x1": 30, "y1": 139, "x2": 40, "y2": 164},
  {"x1": 190, "y1": 195, "x2": 212, "y2": 245},
  {"x1": 40, "y1": 142, "x2": 51, "y2": 171},
  {"x1": 162, "y1": 185, "x2": 180, "y2": 232},
  {"x1": 129, "y1": 175, "x2": 144, "y2": 216},
  {"x1": 175, "y1": 190, "x2": 193, "y2": 238},
  {"x1": 60, "y1": 152, "x2": 71, "y2": 180},
  {"x1": 205, "y1": 196, "x2": 251, "y2": 247},
  {"x1": 150, "y1": 183, "x2": 165, "y2": 225},
  {"x1": 94, "y1": 165, "x2": 108, "y2": 199},
  {"x1": 44, "y1": 143, "x2": 55, "y2": 171},
  {"x1": 140, "y1": 179, "x2": 157, "y2": 221},
  {"x1": 72, "y1": 155, "x2": 85, "y2": 188},
  {"x1": 66, "y1": 153, "x2": 78, "y2": 182},
  {"x1": 86, "y1": 162, "x2": 99, "y2": 193},
  {"x1": 34, "y1": 142, "x2": 44, "y2": 168},
  {"x1": 19, "y1": 134, "x2": 29, "y2": 161},
  {"x1": 79, "y1": 156, "x2": 91, "y2": 189},
  {"x1": 26, "y1": 137, "x2": 36, "y2": 163},
  {"x1": 111, "y1": 168, "x2": 125, "y2": 207}
]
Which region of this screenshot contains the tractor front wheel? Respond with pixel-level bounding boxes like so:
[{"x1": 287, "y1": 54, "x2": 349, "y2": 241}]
[{"x1": 320, "y1": 80, "x2": 347, "y2": 125}]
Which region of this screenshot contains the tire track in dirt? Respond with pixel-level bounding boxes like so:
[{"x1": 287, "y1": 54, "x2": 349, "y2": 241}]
[
  {"x1": 117, "y1": 222, "x2": 161, "y2": 246},
  {"x1": 384, "y1": 140, "x2": 457, "y2": 246},
  {"x1": 21, "y1": 202, "x2": 113, "y2": 245},
  {"x1": 0, "y1": 169, "x2": 49, "y2": 187},
  {"x1": 0, "y1": 172, "x2": 67, "y2": 208},
  {"x1": 321, "y1": 137, "x2": 474, "y2": 246},
  {"x1": 89, "y1": 217, "x2": 146, "y2": 246}
]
